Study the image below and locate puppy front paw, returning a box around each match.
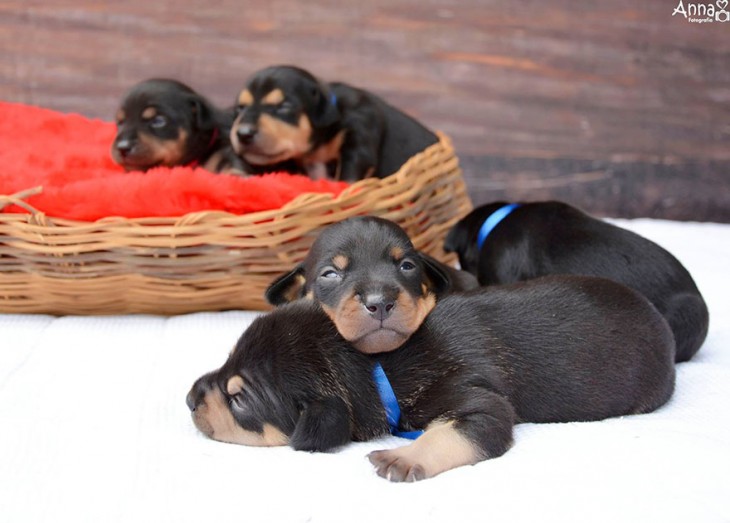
[368,448,427,482]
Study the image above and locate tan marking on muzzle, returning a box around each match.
[326,290,435,354]
[191,387,289,447]
[137,128,189,166]
[251,113,312,161]
[302,130,346,178]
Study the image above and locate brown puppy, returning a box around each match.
[230,65,439,181]
[112,78,244,173]
[188,275,676,481]
[265,216,478,354]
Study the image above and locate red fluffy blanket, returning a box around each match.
[0,101,349,221]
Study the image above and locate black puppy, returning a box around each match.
[188,275,675,482]
[444,201,709,363]
[229,65,439,181]
[265,216,478,354]
[112,78,245,173]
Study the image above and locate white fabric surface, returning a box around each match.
[1,218,729,523]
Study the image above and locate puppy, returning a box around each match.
[444,201,709,363]
[229,65,439,181]
[188,275,676,482]
[112,78,245,173]
[265,216,479,354]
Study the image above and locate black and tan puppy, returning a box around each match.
[188,275,676,482]
[112,78,244,173]
[444,201,709,363]
[265,216,478,353]
[230,65,439,181]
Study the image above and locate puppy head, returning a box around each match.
[111,78,218,171]
[230,65,339,166]
[444,202,510,273]
[186,302,346,447]
[266,217,451,354]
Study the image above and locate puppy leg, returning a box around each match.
[290,396,352,452]
[203,147,250,175]
[368,390,515,482]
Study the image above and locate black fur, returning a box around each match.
[187,300,389,451]
[230,65,439,181]
[188,275,676,481]
[112,78,244,173]
[444,201,709,363]
[265,216,478,353]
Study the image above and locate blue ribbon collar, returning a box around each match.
[372,363,423,440]
[476,203,521,250]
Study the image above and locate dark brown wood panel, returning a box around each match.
[1,0,728,221]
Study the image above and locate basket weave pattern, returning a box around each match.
[0,133,472,314]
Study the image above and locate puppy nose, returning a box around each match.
[236,124,257,144]
[364,294,396,321]
[186,390,197,412]
[115,139,133,155]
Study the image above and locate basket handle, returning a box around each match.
[0,186,44,214]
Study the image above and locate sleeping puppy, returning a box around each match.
[112,78,245,173]
[265,216,479,353]
[188,275,676,482]
[444,201,709,363]
[229,65,439,181]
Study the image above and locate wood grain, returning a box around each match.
[1,0,728,221]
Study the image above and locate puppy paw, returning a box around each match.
[368,448,427,482]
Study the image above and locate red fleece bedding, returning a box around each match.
[0,102,349,221]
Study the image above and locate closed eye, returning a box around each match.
[319,268,342,280]
[229,394,247,412]
[149,115,168,129]
[275,102,293,115]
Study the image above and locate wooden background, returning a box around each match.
[1,0,728,221]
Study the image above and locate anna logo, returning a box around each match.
[672,0,730,22]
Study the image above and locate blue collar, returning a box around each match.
[372,363,423,440]
[476,203,521,250]
[330,92,337,106]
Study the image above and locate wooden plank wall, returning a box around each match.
[1,0,728,221]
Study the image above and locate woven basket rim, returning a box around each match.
[0,132,455,228]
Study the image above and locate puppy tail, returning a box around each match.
[664,293,710,363]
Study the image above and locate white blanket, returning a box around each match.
[1,218,729,523]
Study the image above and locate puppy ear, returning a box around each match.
[310,84,340,129]
[289,396,351,452]
[443,225,460,254]
[189,96,215,131]
[265,264,307,305]
[419,253,453,297]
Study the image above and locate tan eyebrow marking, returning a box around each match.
[262,88,285,105]
[238,89,254,106]
[141,106,157,120]
[226,375,245,396]
[333,254,349,271]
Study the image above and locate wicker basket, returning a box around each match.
[0,133,472,315]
